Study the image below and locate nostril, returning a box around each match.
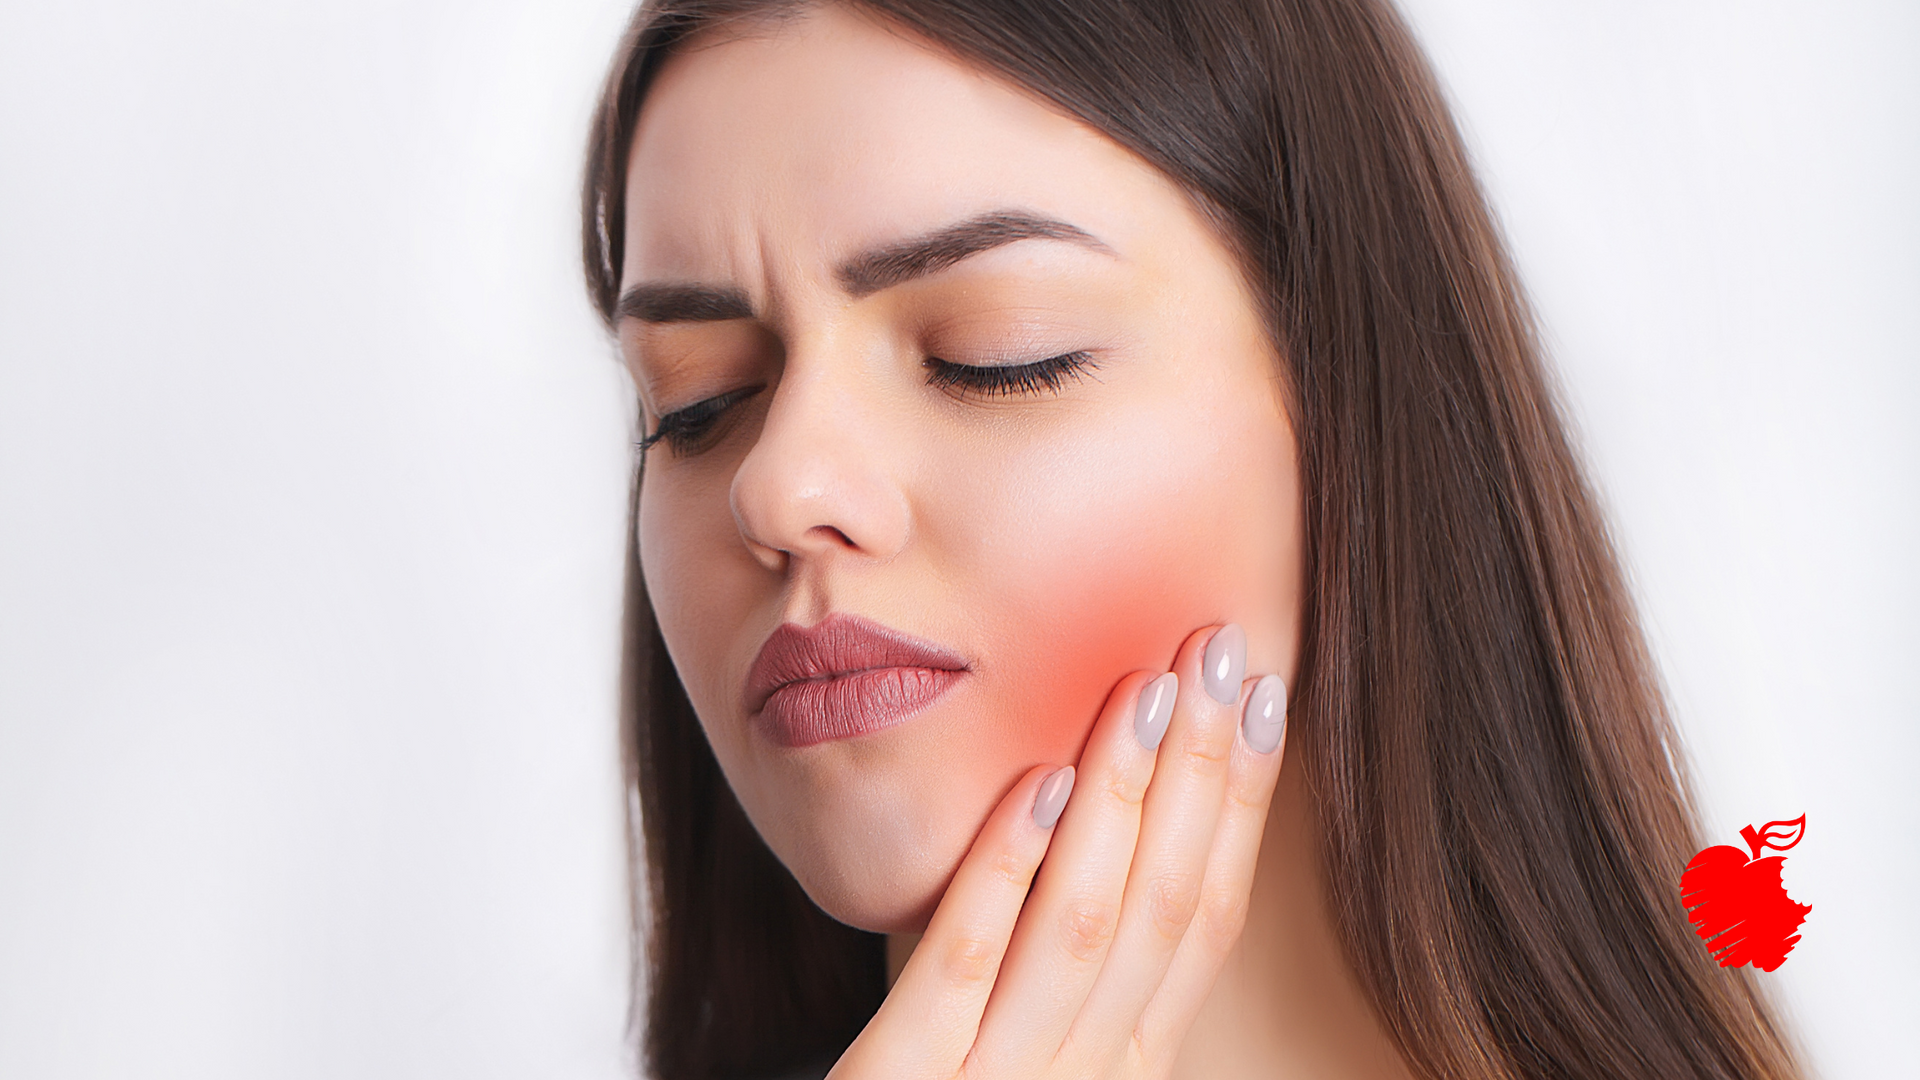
[812,525,856,549]
[740,534,791,574]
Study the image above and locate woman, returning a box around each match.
[581,1,1805,1077]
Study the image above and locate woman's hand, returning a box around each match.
[829,623,1289,1080]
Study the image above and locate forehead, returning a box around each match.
[620,4,1172,287]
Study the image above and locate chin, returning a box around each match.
[759,792,979,935]
[792,861,947,935]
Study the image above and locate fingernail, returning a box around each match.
[1134,672,1178,750]
[1202,623,1247,705]
[1033,766,1074,829]
[1242,674,1288,754]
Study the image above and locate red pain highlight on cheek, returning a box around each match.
[977,528,1235,767]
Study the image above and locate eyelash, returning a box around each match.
[638,384,763,456]
[924,350,1098,397]
[637,351,1098,457]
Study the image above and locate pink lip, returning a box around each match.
[745,614,969,747]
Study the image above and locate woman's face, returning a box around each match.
[620,3,1303,933]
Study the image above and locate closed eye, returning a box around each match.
[924,350,1099,397]
[638,351,1096,458]
[638,384,764,457]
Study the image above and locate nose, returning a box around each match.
[728,349,912,574]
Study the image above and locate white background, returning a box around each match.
[0,1,1911,1077]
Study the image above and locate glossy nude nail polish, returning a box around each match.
[1134,672,1178,750]
[1242,674,1287,754]
[1202,623,1247,705]
[1033,766,1075,829]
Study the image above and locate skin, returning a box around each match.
[619,5,1412,1076]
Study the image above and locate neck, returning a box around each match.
[1168,756,1413,1079]
[884,930,919,989]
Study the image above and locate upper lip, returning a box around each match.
[745,613,969,715]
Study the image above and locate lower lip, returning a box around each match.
[758,666,964,747]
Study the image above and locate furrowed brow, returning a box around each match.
[836,210,1114,298]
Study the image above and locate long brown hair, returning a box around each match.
[581,2,1806,1077]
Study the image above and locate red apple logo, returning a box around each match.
[1679,814,1811,971]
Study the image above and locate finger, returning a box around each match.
[831,762,1069,1079]
[1059,624,1246,1067]
[1135,673,1288,1061]
[966,668,1175,1074]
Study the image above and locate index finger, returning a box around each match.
[831,762,1071,1077]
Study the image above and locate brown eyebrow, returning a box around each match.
[835,210,1114,297]
[616,282,754,324]
[616,210,1113,324]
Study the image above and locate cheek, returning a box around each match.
[931,397,1295,767]
[994,522,1213,760]
[636,464,765,728]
